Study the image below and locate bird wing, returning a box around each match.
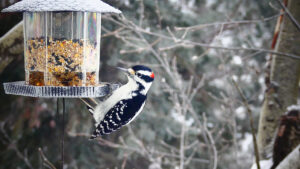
[90,94,146,139]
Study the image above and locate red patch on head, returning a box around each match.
[150,72,155,79]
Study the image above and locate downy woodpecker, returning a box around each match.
[82,65,155,139]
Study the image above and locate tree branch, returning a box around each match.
[232,79,260,169]
[38,148,57,169]
[276,0,300,32]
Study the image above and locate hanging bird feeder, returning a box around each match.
[2,0,121,168]
[2,0,121,98]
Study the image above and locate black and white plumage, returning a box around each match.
[83,65,155,139]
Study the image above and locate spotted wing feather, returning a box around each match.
[90,94,146,139]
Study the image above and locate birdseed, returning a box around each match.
[25,37,99,86]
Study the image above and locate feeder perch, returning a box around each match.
[2,0,121,98]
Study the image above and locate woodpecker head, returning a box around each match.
[117,65,155,94]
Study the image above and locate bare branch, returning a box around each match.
[38,148,57,169]
[276,0,300,32]
[232,79,260,169]
[175,13,282,31]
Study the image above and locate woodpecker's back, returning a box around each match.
[88,65,154,139]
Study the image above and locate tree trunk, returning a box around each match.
[257,0,300,159]
[0,21,23,74]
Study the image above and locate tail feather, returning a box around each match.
[89,134,97,140]
[89,129,103,140]
[86,106,94,115]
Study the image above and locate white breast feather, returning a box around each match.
[93,77,138,125]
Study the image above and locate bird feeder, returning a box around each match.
[2,1,121,168]
[2,0,121,98]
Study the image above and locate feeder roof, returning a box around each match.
[2,0,121,13]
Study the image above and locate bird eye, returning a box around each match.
[136,73,141,77]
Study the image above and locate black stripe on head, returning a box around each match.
[140,74,154,82]
[132,65,152,72]
[136,81,146,91]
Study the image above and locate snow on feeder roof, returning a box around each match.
[1,0,121,13]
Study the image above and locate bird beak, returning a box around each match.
[116,67,135,76]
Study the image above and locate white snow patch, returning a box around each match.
[207,49,218,56]
[209,78,225,88]
[242,44,248,48]
[123,0,130,6]
[240,133,252,152]
[248,60,258,67]
[187,0,195,8]
[185,118,194,127]
[181,5,195,15]
[259,94,264,102]
[213,109,222,118]
[263,31,272,40]
[207,122,214,128]
[258,77,264,85]
[287,105,300,112]
[171,111,194,127]
[232,75,238,81]
[206,0,217,7]
[235,106,246,119]
[241,74,252,83]
[191,55,198,61]
[231,55,242,65]
[220,35,233,47]
[250,159,273,169]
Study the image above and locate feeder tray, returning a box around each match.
[3,81,120,98]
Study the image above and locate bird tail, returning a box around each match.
[89,129,103,140]
[80,98,100,110]
[89,134,97,140]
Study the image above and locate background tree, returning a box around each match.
[257,0,300,160]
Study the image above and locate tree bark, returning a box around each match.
[257,0,300,159]
[0,21,23,74]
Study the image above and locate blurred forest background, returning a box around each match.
[0,0,300,169]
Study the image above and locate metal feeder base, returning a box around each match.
[3,81,119,98]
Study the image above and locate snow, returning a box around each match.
[231,55,242,65]
[171,111,194,127]
[240,133,252,152]
[232,75,238,81]
[287,105,300,112]
[191,55,198,61]
[258,77,264,85]
[2,0,121,13]
[209,78,225,88]
[250,159,273,169]
[235,106,246,119]
[206,0,217,8]
[258,94,264,102]
[220,35,233,47]
[241,74,252,83]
